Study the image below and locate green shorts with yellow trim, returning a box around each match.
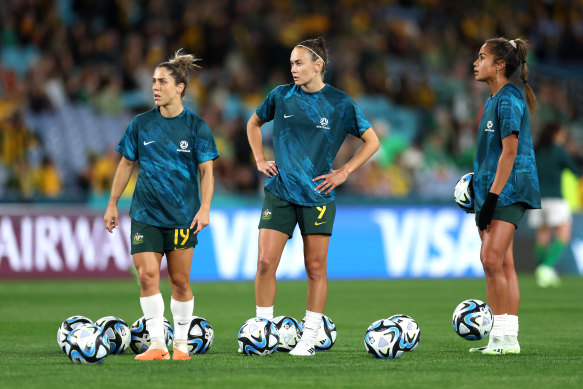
[258,189,336,238]
[475,202,526,229]
[130,219,198,254]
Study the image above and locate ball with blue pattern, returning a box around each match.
[454,172,475,213]
[237,317,279,356]
[95,316,131,354]
[187,316,214,354]
[65,324,110,364]
[388,314,421,351]
[364,320,405,359]
[272,316,301,352]
[299,314,337,351]
[452,299,493,340]
[129,316,174,354]
[57,315,93,353]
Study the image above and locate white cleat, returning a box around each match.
[289,340,315,356]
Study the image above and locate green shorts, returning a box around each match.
[258,189,336,237]
[475,203,526,229]
[130,219,198,254]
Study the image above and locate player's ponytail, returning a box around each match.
[157,49,201,98]
[485,37,537,114]
[296,37,329,78]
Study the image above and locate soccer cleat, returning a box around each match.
[469,346,503,355]
[172,348,191,360]
[134,348,170,361]
[502,342,521,355]
[535,265,561,288]
[289,340,315,356]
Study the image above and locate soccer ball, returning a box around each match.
[299,314,337,351]
[237,317,279,356]
[452,299,493,340]
[65,324,110,364]
[364,320,405,359]
[129,316,174,354]
[272,316,301,352]
[186,316,214,354]
[57,315,93,353]
[95,316,131,354]
[454,172,475,213]
[388,314,421,351]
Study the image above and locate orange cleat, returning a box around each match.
[172,348,191,361]
[134,348,170,361]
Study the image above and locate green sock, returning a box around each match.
[535,243,548,266]
[544,240,567,267]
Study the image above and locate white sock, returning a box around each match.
[505,315,519,345]
[171,296,194,345]
[300,310,322,346]
[140,293,166,349]
[256,305,274,320]
[487,314,507,348]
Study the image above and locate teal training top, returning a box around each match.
[473,83,541,211]
[256,83,371,206]
[116,107,219,228]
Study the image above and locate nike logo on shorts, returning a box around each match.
[315,221,327,226]
[284,114,294,118]
[144,141,155,145]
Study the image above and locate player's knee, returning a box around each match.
[256,254,277,275]
[169,278,191,298]
[137,266,158,287]
[305,259,326,281]
[480,251,503,275]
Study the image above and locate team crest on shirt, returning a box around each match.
[261,209,272,220]
[484,121,494,132]
[132,233,144,245]
[317,117,330,130]
[177,140,191,153]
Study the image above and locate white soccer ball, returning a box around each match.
[452,299,493,340]
[299,314,337,351]
[65,324,110,364]
[237,317,279,356]
[454,172,475,213]
[129,316,174,354]
[186,316,214,354]
[95,316,131,354]
[388,314,421,351]
[57,315,93,353]
[272,316,301,352]
[364,320,405,359]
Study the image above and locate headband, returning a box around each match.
[509,40,517,49]
[296,45,326,66]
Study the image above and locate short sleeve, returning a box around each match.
[498,94,523,139]
[256,86,283,122]
[116,119,138,161]
[342,99,372,138]
[195,119,219,164]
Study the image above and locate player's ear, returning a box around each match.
[177,83,185,95]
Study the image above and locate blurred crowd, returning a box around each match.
[1,0,582,204]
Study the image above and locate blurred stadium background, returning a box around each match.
[1,0,582,280]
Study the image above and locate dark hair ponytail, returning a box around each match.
[296,37,328,77]
[157,49,201,98]
[485,37,537,114]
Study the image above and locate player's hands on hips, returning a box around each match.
[313,169,350,194]
[478,192,499,231]
[104,205,119,233]
[256,160,278,177]
[191,205,210,234]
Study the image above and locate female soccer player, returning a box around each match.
[104,50,218,361]
[471,38,541,355]
[528,123,581,287]
[247,37,380,356]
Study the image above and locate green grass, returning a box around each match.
[1,277,582,389]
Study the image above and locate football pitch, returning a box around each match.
[1,276,582,389]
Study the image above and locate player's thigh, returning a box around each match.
[132,251,163,277]
[302,234,331,266]
[258,228,290,267]
[258,189,297,237]
[297,201,336,236]
[480,219,516,263]
[165,247,194,284]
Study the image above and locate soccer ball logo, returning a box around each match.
[65,324,110,364]
[452,299,493,340]
[237,317,279,356]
